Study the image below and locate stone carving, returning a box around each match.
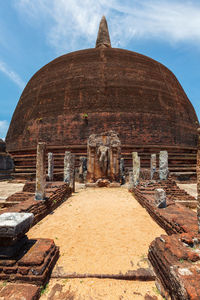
[159,151,169,180]
[197,128,200,232]
[79,156,87,183]
[155,188,167,208]
[87,131,121,183]
[48,152,54,181]
[64,151,75,190]
[132,152,140,186]
[151,154,156,180]
[35,142,46,200]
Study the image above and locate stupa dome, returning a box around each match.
[6,17,198,152]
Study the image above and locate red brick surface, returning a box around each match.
[0,283,40,300]
[6,48,198,151]
[149,233,200,300]
[0,238,59,286]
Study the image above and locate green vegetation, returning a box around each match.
[40,283,49,295]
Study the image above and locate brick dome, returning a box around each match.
[6,46,198,151]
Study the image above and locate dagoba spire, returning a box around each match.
[95,16,111,48]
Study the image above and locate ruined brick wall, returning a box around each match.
[0,139,14,179]
[6,48,198,152]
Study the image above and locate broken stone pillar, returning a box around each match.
[35,142,46,200]
[150,154,156,180]
[197,128,200,232]
[120,158,125,184]
[0,212,34,258]
[155,188,167,208]
[159,151,168,180]
[132,152,140,186]
[64,151,75,190]
[48,152,54,181]
[79,156,87,183]
[128,171,134,190]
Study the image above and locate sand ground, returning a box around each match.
[28,187,165,299]
[28,188,165,274]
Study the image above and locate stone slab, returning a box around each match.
[0,213,34,238]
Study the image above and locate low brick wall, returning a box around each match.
[133,187,198,235]
[134,179,200,298]
[149,233,200,300]
[0,182,72,226]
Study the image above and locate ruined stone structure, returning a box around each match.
[0,139,13,180]
[47,152,54,181]
[79,156,87,183]
[64,151,75,190]
[150,154,156,180]
[159,151,168,180]
[5,17,199,179]
[87,131,121,183]
[132,152,140,186]
[35,142,46,200]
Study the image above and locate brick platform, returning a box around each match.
[0,238,59,286]
[149,233,200,299]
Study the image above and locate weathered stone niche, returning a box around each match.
[87,131,121,183]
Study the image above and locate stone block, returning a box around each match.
[0,212,34,238]
[154,189,166,208]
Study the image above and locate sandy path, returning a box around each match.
[40,278,163,300]
[28,188,165,274]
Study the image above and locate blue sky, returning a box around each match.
[0,0,200,139]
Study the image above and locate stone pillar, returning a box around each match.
[64,151,75,190]
[132,152,140,186]
[79,156,87,183]
[159,151,168,180]
[35,142,46,200]
[120,158,125,185]
[197,128,200,232]
[155,188,166,208]
[48,152,54,181]
[128,171,134,190]
[150,154,156,180]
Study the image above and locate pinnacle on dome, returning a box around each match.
[95,16,111,48]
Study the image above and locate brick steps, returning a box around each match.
[9,145,197,179]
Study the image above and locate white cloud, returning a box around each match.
[14,0,200,53]
[0,120,9,140]
[0,61,25,89]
